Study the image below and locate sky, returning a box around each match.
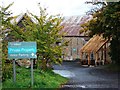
[0,0,95,16]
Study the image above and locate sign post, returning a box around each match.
[31,59,34,86]
[8,42,37,86]
[13,59,16,83]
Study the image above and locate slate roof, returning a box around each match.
[60,15,92,36]
[10,13,37,25]
[10,13,92,36]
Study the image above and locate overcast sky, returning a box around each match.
[0,0,94,16]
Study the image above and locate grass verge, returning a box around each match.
[2,67,68,89]
[104,63,120,72]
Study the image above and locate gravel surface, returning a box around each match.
[53,61,120,90]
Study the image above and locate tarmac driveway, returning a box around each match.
[53,61,120,90]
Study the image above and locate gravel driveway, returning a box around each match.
[53,61,120,90]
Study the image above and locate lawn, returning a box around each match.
[2,67,68,89]
[104,63,120,72]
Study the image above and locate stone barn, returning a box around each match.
[60,15,92,61]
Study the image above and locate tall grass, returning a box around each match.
[2,67,68,89]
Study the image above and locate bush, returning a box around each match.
[2,63,13,81]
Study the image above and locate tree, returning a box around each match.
[82,1,120,64]
[9,4,64,70]
[0,3,13,81]
[0,3,13,38]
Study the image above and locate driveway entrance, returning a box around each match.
[53,61,120,89]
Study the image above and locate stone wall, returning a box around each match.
[62,37,85,60]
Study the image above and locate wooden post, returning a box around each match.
[80,52,83,65]
[101,48,103,60]
[88,53,90,66]
[98,52,99,65]
[80,52,83,60]
[104,44,107,64]
[100,50,102,62]
[95,52,98,66]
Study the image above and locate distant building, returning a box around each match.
[60,15,92,60]
[4,13,36,41]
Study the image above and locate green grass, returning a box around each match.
[104,63,120,72]
[2,67,68,89]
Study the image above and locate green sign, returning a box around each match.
[8,42,37,59]
[73,48,77,52]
